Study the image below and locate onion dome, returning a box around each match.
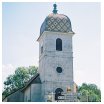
[40,4,73,35]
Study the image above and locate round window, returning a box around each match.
[56,67,62,73]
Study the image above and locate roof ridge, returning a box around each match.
[21,73,41,91]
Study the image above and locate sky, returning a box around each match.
[2,2,101,88]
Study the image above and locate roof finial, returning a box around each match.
[53,3,58,14]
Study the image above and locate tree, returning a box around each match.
[78,83,101,102]
[28,66,38,77]
[2,66,38,97]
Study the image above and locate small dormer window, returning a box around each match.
[56,38,62,51]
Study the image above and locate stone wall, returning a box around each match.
[38,31,75,101]
[31,84,42,102]
[24,83,42,102]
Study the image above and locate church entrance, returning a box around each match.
[55,88,64,101]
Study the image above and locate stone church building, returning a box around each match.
[3,4,77,102]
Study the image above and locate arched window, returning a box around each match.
[56,38,62,51]
[55,88,63,94]
[41,46,43,54]
[55,88,63,100]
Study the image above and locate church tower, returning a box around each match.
[37,4,77,102]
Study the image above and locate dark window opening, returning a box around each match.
[56,67,62,73]
[55,88,63,100]
[56,38,62,51]
[41,46,43,54]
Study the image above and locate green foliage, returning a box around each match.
[78,83,101,102]
[2,66,38,97]
[2,66,101,102]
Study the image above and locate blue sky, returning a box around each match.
[2,2,101,88]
